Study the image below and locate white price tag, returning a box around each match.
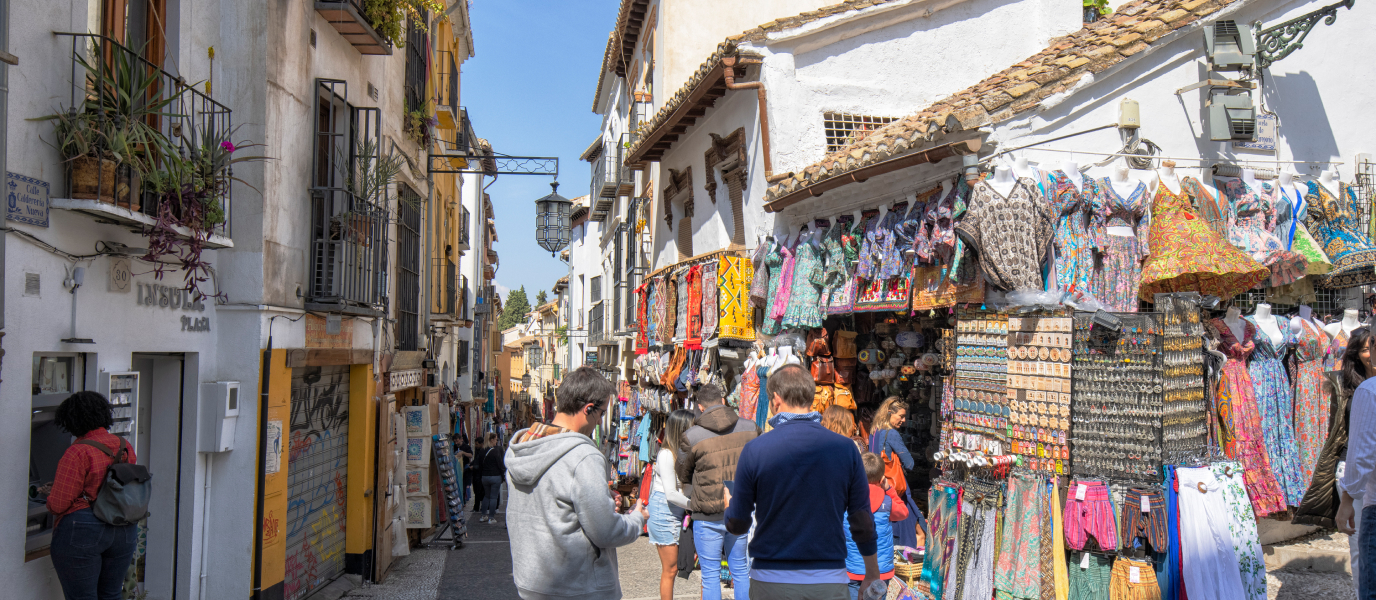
[1129,566,1141,584]
[1076,484,1087,501]
[1080,552,1091,570]
[1141,495,1151,513]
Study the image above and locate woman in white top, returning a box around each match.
[1337,328,1376,599]
[648,409,695,600]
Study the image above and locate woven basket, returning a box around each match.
[894,559,922,588]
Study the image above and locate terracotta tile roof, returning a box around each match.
[591,31,617,112]
[592,0,653,111]
[580,136,603,162]
[622,42,746,164]
[763,0,1240,203]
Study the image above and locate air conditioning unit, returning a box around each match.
[1208,91,1256,141]
[199,382,241,453]
[1203,20,1256,70]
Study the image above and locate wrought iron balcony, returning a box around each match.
[431,106,476,172]
[435,51,461,129]
[314,0,392,55]
[456,205,471,251]
[49,33,234,247]
[590,134,633,210]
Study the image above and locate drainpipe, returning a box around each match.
[721,56,775,181]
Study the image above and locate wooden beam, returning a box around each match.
[624,62,728,165]
[764,138,982,213]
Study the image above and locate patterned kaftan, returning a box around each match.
[1245,316,1306,506]
[1043,171,1102,294]
[1306,181,1376,289]
[1220,179,1307,286]
[1092,178,1150,312]
[1292,319,1331,489]
[1139,178,1269,301]
[1209,318,1287,516]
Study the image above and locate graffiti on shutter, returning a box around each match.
[285,366,350,600]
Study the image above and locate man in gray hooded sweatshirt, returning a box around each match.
[506,367,647,600]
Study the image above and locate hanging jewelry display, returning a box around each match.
[951,310,1009,458]
[1158,294,1210,459]
[1070,311,1163,484]
[1006,314,1074,474]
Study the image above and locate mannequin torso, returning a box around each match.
[1011,156,1038,181]
[989,165,1017,199]
[1155,162,1181,195]
[1224,306,1246,344]
[1324,309,1361,338]
[1251,303,1284,346]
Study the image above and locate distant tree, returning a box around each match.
[499,286,530,330]
[535,289,548,305]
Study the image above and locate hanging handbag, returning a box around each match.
[832,382,856,410]
[811,355,836,384]
[812,385,834,413]
[869,429,908,495]
[834,357,859,386]
[806,327,831,357]
[834,330,858,359]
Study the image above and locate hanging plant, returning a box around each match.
[141,127,267,300]
[360,0,445,48]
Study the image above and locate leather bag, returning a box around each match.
[806,327,832,357]
[869,429,908,495]
[834,331,858,358]
[811,355,836,384]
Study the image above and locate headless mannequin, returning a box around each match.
[940,178,953,198]
[1284,169,1308,215]
[1223,306,1247,344]
[1325,308,1361,338]
[1011,155,1038,181]
[1155,161,1182,195]
[989,164,1017,198]
[1291,305,1313,336]
[1252,303,1284,345]
[1318,169,1339,193]
[1061,160,1084,189]
[1107,163,1139,238]
[1241,168,1259,189]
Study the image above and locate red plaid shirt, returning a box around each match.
[46,428,135,524]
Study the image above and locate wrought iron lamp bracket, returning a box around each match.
[1253,0,1355,69]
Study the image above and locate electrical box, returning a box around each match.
[1208,91,1257,141]
[1118,99,1141,129]
[98,371,140,440]
[1204,20,1256,70]
[199,382,240,453]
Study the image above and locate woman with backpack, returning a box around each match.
[44,391,141,600]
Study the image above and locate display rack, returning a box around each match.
[1070,311,1163,484]
[98,371,139,439]
[424,434,466,549]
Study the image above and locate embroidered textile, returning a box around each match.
[912,266,986,311]
[1219,179,1307,286]
[686,266,703,349]
[1307,181,1376,289]
[717,256,755,341]
[994,472,1042,600]
[1139,178,1269,301]
[701,261,719,342]
[749,244,770,306]
[1043,170,1102,293]
[956,178,1054,292]
[673,271,688,342]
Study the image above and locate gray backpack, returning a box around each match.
[78,439,151,526]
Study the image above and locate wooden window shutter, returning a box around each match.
[725,169,746,250]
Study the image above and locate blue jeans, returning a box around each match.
[1361,504,1376,600]
[49,509,138,600]
[693,519,749,600]
[481,476,503,518]
[461,472,473,505]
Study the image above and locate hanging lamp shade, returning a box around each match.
[534,182,572,255]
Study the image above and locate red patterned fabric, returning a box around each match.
[47,428,135,525]
[686,265,703,349]
[1139,178,1269,301]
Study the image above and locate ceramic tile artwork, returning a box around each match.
[405,466,428,495]
[403,405,430,436]
[405,496,431,529]
[405,437,430,465]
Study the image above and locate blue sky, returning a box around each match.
[463,0,618,304]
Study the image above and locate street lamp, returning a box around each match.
[521,371,531,390]
[534,182,572,256]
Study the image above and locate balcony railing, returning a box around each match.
[589,302,605,345]
[456,205,471,251]
[51,33,234,244]
[431,106,476,173]
[432,258,457,319]
[591,134,633,213]
[435,51,460,129]
[315,0,392,55]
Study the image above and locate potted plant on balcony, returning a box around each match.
[44,109,118,203]
[334,138,402,246]
[360,0,444,47]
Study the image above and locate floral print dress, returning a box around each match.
[1139,178,1270,301]
[1306,181,1376,289]
[1292,318,1332,489]
[758,244,786,335]
[1272,184,1332,274]
[1043,171,1102,294]
[1245,316,1306,506]
[1325,328,1350,372]
[1211,461,1268,600]
[1208,318,1287,516]
[782,241,825,329]
[1220,179,1307,286]
[1092,178,1150,312]
[855,209,915,312]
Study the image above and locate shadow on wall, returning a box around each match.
[1264,70,1341,165]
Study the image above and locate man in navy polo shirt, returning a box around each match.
[725,363,879,600]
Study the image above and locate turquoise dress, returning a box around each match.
[782,241,825,329]
[1306,181,1376,289]
[1245,317,1305,506]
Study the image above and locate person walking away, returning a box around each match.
[480,432,506,523]
[506,367,647,600]
[845,453,909,599]
[1336,328,1376,599]
[725,364,880,599]
[650,410,696,600]
[470,435,487,512]
[678,383,760,600]
[44,391,140,600]
[823,406,864,454]
[457,434,475,508]
[870,397,926,549]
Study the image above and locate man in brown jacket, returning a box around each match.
[678,383,758,600]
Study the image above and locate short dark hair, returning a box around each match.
[862,452,884,484]
[54,391,113,437]
[694,383,724,406]
[555,366,615,415]
[767,364,815,410]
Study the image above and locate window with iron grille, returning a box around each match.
[404,19,428,117]
[823,112,897,153]
[396,188,422,350]
[612,230,623,332]
[458,340,470,374]
[589,276,603,343]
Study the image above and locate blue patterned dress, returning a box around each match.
[1042,171,1102,294]
[782,241,825,329]
[1306,181,1376,289]
[1245,317,1306,506]
[758,244,785,335]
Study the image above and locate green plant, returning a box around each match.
[41,110,107,161]
[347,138,404,206]
[1083,0,1111,16]
[360,0,445,48]
[402,104,435,147]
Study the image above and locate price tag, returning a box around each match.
[1080,552,1091,570]
[1129,566,1141,584]
[1076,484,1087,501]
[1141,495,1151,513]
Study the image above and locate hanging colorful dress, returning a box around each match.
[782,241,826,329]
[758,243,786,335]
[855,209,915,312]
[1272,183,1332,274]
[1139,178,1270,301]
[1325,327,1350,372]
[1292,318,1332,490]
[748,244,771,307]
[1043,171,1102,294]
[956,178,1055,292]
[820,218,859,314]
[1092,178,1150,312]
[1208,318,1287,516]
[1219,179,1308,286]
[1306,181,1376,289]
[1245,316,1306,506]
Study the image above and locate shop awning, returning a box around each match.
[763,138,981,213]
